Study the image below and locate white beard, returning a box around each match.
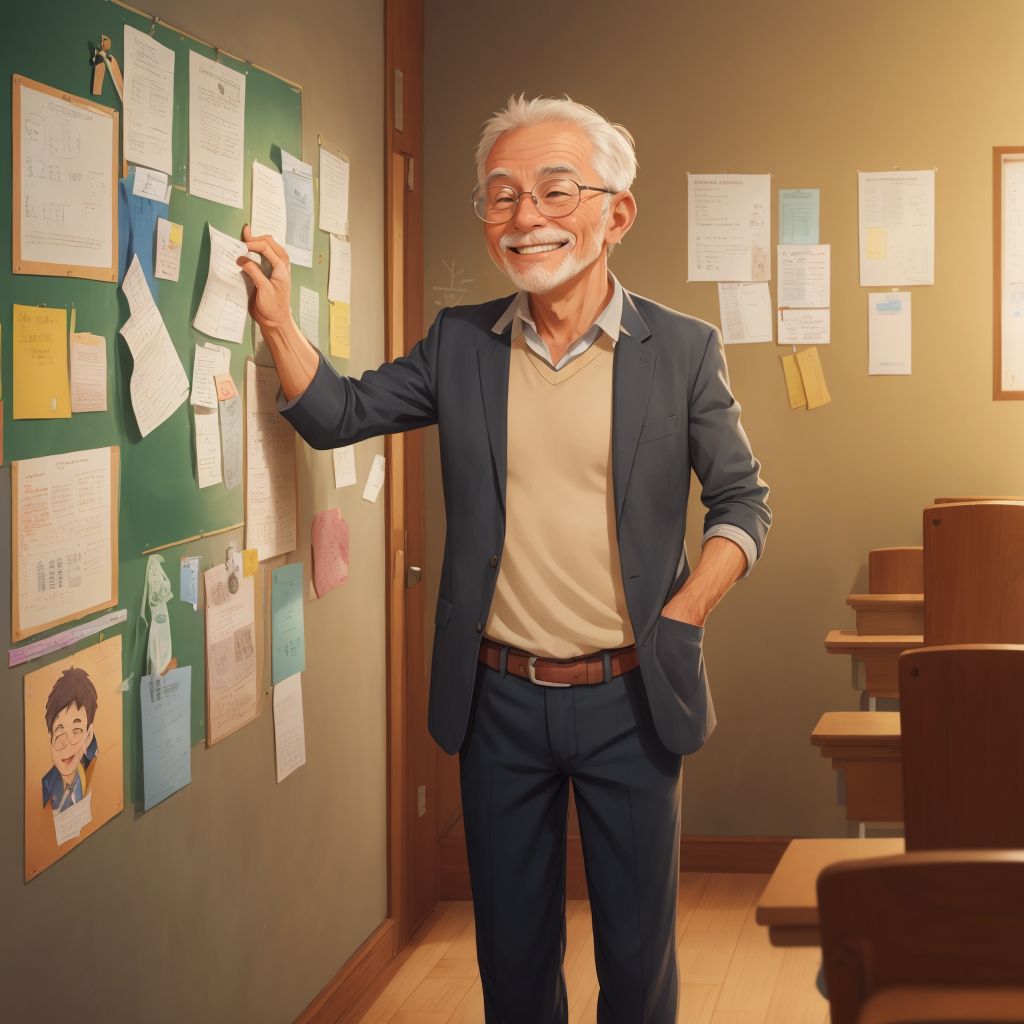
[492,207,609,294]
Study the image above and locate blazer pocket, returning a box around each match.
[638,413,680,444]
[435,597,454,628]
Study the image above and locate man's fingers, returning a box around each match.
[243,234,286,272]
[238,258,272,295]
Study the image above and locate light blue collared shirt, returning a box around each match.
[491,275,759,578]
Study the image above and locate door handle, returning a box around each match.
[406,564,422,588]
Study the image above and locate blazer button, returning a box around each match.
[488,555,498,567]
[475,621,484,633]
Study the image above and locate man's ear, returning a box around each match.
[605,190,637,247]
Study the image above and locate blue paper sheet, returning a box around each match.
[779,188,820,245]
[271,562,306,684]
[140,667,192,811]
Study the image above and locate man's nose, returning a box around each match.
[510,191,545,231]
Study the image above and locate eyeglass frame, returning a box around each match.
[471,177,619,224]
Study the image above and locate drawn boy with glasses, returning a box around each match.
[41,667,99,818]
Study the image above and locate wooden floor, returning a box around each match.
[353,873,830,1023]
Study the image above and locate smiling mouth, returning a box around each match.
[508,241,569,255]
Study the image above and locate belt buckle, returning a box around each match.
[527,655,570,688]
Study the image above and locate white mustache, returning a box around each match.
[500,232,574,250]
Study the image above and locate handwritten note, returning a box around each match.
[319,147,350,235]
[312,508,350,598]
[70,332,107,413]
[13,305,70,420]
[155,218,183,282]
[273,674,306,782]
[330,301,351,358]
[362,453,385,502]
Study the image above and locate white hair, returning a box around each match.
[475,94,637,191]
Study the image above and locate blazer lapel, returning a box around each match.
[478,325,512,512]
[612,293,655,527]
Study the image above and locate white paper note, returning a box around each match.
[250,160,288,247]
[120,255,190,437]
[333,446,357,488]
[687,173,771,282]
[281,149,314,267]
[859,170,935,286]
[273,673,307,782]
[299,287,320,347]
[777,308,831,346]
[362,453,385,502]
[319,147,350,235]
[70,333,108,413]
[1000,157,1024,390]
[123,26,175,174]
[188,51,245,208]
[17,79,114,271]
[195,406,223,488]
[53,792,93,846]
[868,292,912,375]
[204,563,259,744]
[219,391,243,491]
[14,447,115,639]
[245,362,297,560]
[132,167,171,203]
[193,223,256,343]
[328,236,352,303]
[190,342,231,409]
[155,218,182,281]
[717,283,773,344]
[778,244,830,309]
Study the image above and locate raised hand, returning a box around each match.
[238,225,294,332]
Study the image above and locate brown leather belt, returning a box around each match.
[479,637,639,686]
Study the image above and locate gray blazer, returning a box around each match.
[280,289,771,756]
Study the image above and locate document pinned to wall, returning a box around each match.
[330,301,351,358]
[250,160,287,248]
[217,376,243,491]
[319,147,350,235]
[188,51,245,208]
[180,556,199,610]
[281,149,314,267]
[120,255,190,436]
[1000,156,1024,391]
[778,188,820,245]
[140,667,191,811]
[70,332,108,413]
[271,562,305,684]
[132,168,172,203]
[195,404,222,489]
[780,353,807,409]
[190,342,231,409]
[123,27,174,174]
[795,347,832,410]
[246,361,297,560]
[273,673,306,783]
[868,291,912,375]
[777,309,830,346]
[12,446,118,641]
[311,508,350,598]
[194,224,256,343]
[328,236,352,303]
[717,283,773,344]
[299,287,320,348]
[778,245,830,308]
[155,218,183,281]
[14,76,117,280]
[333,445,357,488]
[362,453,385,503]
[858,170,935,286]
[12,305,71,419]
[687,173,770,282]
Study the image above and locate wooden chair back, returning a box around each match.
[868,547,923,595]
[899,645,1024,850]
[934,495,1024,503]
[923,502,1024,643]
[818,850,1024,1024]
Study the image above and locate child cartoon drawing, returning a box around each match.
[41,667,99,815]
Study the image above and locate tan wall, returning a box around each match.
[0,3,386,1022]
[423,0,1024,839]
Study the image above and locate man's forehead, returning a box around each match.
[484,122,594,180]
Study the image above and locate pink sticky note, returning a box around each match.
[311,508,350,598]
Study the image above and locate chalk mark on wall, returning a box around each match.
[434,259,474,307]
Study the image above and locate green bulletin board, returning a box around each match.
[1,0,332,801]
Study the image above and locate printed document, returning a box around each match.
[70,332,107,413]
[717,283,773,344]
[250,160,287,248]
[868,292,912,375]
[778,245,830,308]
[687,173,770,282]
[123,26,174,174]
[778,309,830,346]
[319,147,350,235]
[858,170,934,286]
[281,149,314,267]
[188,52,245,208]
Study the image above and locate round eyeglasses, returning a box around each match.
[471,177,617,224]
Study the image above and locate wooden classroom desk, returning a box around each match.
[755,837,905,947]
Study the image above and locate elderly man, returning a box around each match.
[241,95,770,1024]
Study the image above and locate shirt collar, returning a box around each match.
[490,273,629,342]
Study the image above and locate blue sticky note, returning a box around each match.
[180,557,199,610]
[271,563,306,684]
[140,667,192,811]
[779,188,820,245]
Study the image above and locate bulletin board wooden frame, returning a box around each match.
[11,446,120,642]
[11,74,119,282]
[994,146,1024,400]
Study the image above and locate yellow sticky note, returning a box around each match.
[795,346,832,410]
[330,301,351,359]
[780,353,807,409]
[866,227,887,260]
[12,305,71,420]
[169,222,183,246]
[243,549,258,577]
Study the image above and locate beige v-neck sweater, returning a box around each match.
[484,333,635,658]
